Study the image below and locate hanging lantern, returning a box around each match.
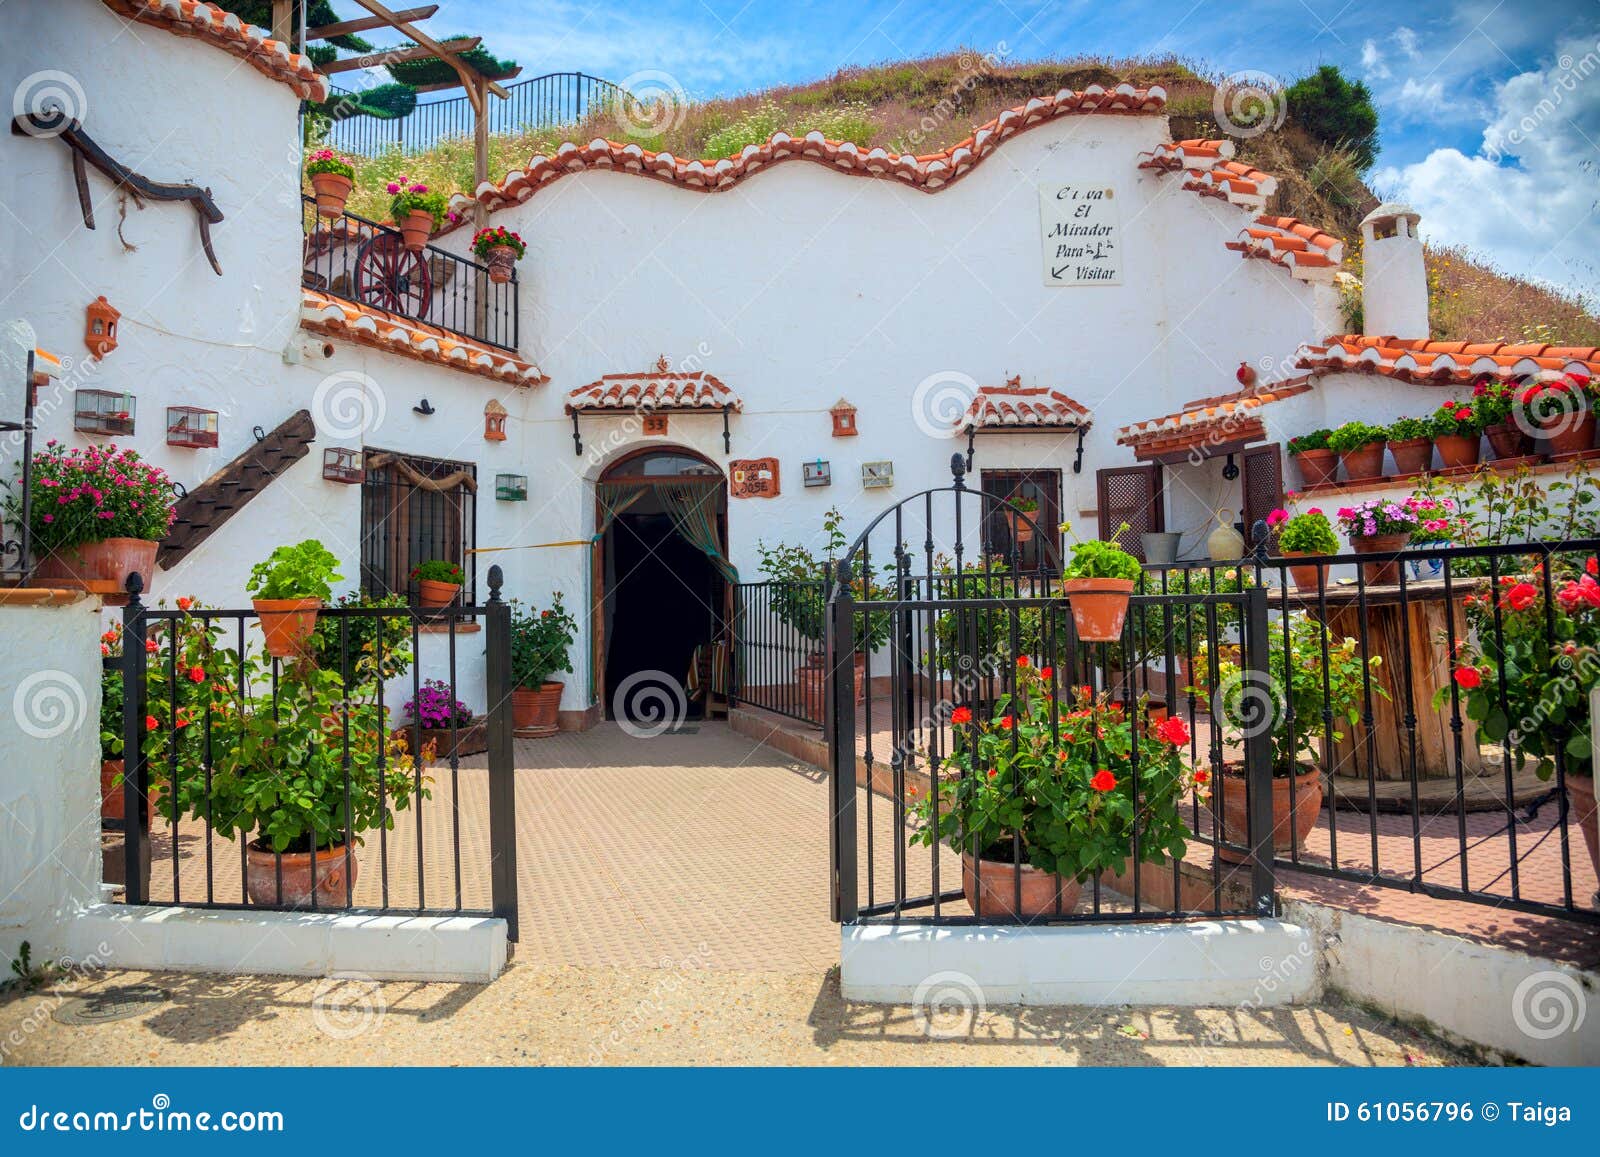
[484,398,508,442]
[829,397,857,437]
[85,296,121,358]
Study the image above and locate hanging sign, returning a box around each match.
[1039,184,1120,286]
[729,457,779,498]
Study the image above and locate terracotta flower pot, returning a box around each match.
[1339,442,1385,482]
[33,537,158,593]
[1291,448,1336,488]
[310,171,352,218]
[795,652,865,716]
[397,717,488,759]
[252,597,322,659]
[1213,765,1323,864]
[1280,550,1328,592]
[1063,577,1135,643]
[485,244,517,284]
[1566,774,1599,897]
[417,578,461,608]
[1485,419,1532,460]
[961,854,1082,918]
[398,208,434,252]
[1004,509,1035,545]
[1542,410,1597,456]
[1351,533,1410,585]
[1433,433,1480,469]
[245,839,357,909]
[512,681,563,737]
[1387,436,1433,476]
[100,758,124,822]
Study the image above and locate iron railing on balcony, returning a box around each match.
[301,195,518,351]
[322,72,624,157]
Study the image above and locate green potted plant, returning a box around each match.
[471,225,526,285]
[388,176,447,252]
[1061,525,1142,642]
[1473,378,1532,460]
[1439,555,1600,885]
[1002,494,1038,545]
[1385,415,1434,476]
[1269,506,1338,590]
[305,148,356,218]
[1202,614,1384,860]
[1521,374,1599,457]
[910,674,1199,916]
[509,592,577,737]
[1429,398,1484,469]
[310,591,413,686]
[399,678,486,758]
[1327,420,1388,482]
[246,540,343,659]
[410,558,465,608]
[1402,494,1460,580]
[1287,428,1337,487]
[9,442,175,593]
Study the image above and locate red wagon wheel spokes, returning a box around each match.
[354,234,434,320]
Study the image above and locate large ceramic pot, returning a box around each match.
[485,244,517,285]
[1293,448,1338,488]
[1213,765,1323,864]
[417,579,461,608]
[1434,433,1481,469]
[310,171,352,218]
[512,681,563,737]
[398,717,488,759]
[1542,410,1597,457]
[33,537,158,593]
[100,758,124,823]
[1003,509,1036,545]
[1485,419,1532,460]
[245,840,357,908]
[1280,550,1328,591]
[398,208,434,252]
[1351,533,1410,585]
[1063,577,1135,643]
[961,854,1082,918]
[252,597,321,660]
[1339,442,1385,482]
[1387,437,1433,476]
[1566,774,1599,897]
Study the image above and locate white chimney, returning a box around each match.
[1360,203,1428,339]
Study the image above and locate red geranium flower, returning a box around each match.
[145,714,159,731]
[951,706,973,724]
[1588,557,1598,577]
[145,638,158,654]
[1040,666,1053,680]
[1090,769,1116,792]
[1016,655,1029,668]
[997,716,1014,730]
[1194,768,1210,785]
[1453,667,1482,689]
[187,665,205,683]
[1507,582,1538,611]
[1154,716,1190,746]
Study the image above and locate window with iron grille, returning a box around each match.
[980,468,1063,572]
[360,451,477,601]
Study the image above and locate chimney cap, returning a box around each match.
[1362,202,1421,228]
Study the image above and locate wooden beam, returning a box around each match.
[319,37,479,74]
[346,0,510,100]
[306,5,438,39]
[270,0,292,42]
[411,66,520,94]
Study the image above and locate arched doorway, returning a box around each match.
[594,448,733,722]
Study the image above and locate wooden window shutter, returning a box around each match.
[1095,464,1164,561]
[1240,443,1284,551]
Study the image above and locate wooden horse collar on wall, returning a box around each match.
[11,112,226,275]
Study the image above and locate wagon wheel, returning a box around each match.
[354,233,433,318]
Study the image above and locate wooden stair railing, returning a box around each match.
[159,410,316,568]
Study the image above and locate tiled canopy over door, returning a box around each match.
[1240,443,1285,551]
[1096,464,1164,561]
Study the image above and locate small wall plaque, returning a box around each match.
[802,459,831,487]
[642,413,669,436]
[730,457,779,498]
[861,460,893,489]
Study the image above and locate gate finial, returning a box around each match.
[950,452,966,488]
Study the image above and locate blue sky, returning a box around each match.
[377,0,1600,301]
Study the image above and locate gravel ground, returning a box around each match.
[1,963,1467,1067]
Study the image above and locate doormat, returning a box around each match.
[53,984,169,1025]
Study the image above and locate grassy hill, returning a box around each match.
[321,52,1599,345]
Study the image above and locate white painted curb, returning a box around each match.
[841,919,1316,1006]
[65,904,507,983]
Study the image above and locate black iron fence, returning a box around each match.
[301,195,518,351]
[114,567,518,940]
[324,72,624,157]
[731,580,830,724]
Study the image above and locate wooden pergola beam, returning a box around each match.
[306,4,438,39]
[411,66,521,94]
[319,36,479,74]
[345,0,510,105]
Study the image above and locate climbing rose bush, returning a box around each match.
[11,441,175,553]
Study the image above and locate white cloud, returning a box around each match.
[1396,26,1420,60]
[1362,39,1390,80]
[1398,77,1446,114]
[1373,36,1600,304]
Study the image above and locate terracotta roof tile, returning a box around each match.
[102,0,329,100]
[439,84,1168,227]
[566,368,740,413]
[1293,334,1600,384]
[1115,377,1313,455]
[299,288,546,385]
[961,382,1092,430]
[1225,215,1342,282]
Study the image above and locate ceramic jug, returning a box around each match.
[1207,508,1244,561]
